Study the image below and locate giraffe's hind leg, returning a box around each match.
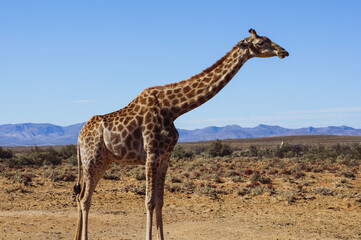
[75,149,112,240]
[75,190,84,240]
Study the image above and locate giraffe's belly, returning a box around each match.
[103,127,146,165]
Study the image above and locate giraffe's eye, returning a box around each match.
[257,41,264,46]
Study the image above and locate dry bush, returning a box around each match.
[312,187,336,196]
[135,171,146,181]
[338,169,356,179]
[167,175,182,183]
[103,172,120,180]
[124,183,146,195]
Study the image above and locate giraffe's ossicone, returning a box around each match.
[74,29,289,240]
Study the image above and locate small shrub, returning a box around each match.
[275,143,308,158]
[292,171,305,179]
[206,140,232,157]
[236,186,249,196]
[230,175,242,183]
[190,171,201,179]
[249,172,261,182]
[312,187,336,196]
[182,181,196,192]
[281,169,291,175]
[259,176,272,184]
[244,169,254,175]
[194,183,219,199]
[11,154,34,166]
[290,166,306,179]
[284,192,296,203]
[166,184,181,193]
[226,170,240,177]
[304,145,336,161]
[312,167,323,173]
[12,172,32,185]
[61,170,76,182]
[168,175,182,183]
[249,185,267,196]
[338,178,348,184]
[249,145,258,157]
[211,174,223,183]
[0,147,14,159]
[135,172,146,181]
[126,183,146,195]
[103,172,120,180]
[338,169,356,179]
[68,155,78,166]
[171,146,194,160]
[41,148,62,165]
[59,145,77,159]
[45,169,64,182]
[268,169,279,175]
[11,148,61,166]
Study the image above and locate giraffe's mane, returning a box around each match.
[147,45,239,90]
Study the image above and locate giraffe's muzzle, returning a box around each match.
[277,50,289,59]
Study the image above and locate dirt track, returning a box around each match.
[1,177,361,240]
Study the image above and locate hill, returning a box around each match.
[178,124,361,142]
[0,123,361,146]
[0,123,84,146]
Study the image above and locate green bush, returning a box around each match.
[12,171,33,185]
[9,147,61,166]
[0,147,13,159]
[10,154,34,166]
[206,140,232,157]
[248,145,258,157]
[59,145,77,159]
[304,145,335,161]
[171,146,194,160]
[274,143,308,158]
[190,145,207,156]
[68,155,78,166]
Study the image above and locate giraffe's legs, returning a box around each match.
[75,151,112,240]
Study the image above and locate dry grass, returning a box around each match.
[1,135,361,239]
[1,135,360,202]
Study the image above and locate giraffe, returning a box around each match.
[74,29,289,240]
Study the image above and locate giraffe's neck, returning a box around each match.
[156,45,250,120]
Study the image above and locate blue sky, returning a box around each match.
[1,1,361,129]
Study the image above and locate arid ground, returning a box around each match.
[1,136,361,239]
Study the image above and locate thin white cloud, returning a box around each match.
[74,99,95,104]
[276,107,361,115]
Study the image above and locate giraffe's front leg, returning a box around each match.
[145,152,160,240]
[155,155,169,240]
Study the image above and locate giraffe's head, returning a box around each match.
[238,29,289,59]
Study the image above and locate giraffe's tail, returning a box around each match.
[73,144,82,200]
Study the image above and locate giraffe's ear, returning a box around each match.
[238,41,249,50]
[249,29,257,37]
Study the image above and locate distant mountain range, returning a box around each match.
[178,124,361,142]
[0,123,84,146]
[0,123,361,146]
